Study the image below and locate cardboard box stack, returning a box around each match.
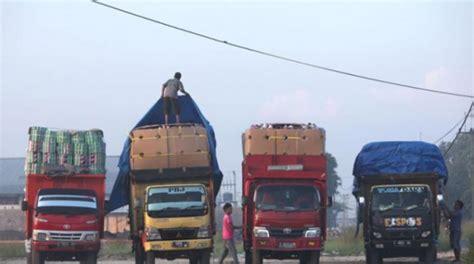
[25,127,106,175]
[242,123,325,156]
[130,124,210,170]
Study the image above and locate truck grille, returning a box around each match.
[268,228,304,238]
[159,228,198,240]
[384,230,418,239]
[49,232,83,241]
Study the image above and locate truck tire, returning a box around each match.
[145,251,155,264]
[421,246,435,264]
[252,249,263,264]
[299,251,320,264]
[31,249,44,264]
[245,250,252,264]
[366,249,382,264]
[199,249,211,264]
[134,241,145,264]
[80,252,98,264]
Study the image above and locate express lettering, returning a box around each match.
[384,217,422,227]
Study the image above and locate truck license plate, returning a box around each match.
[172,242,189,248]
[279,242,296,249]
[394,240,411,247]
[58,242,73,248]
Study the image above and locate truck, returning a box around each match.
[352,141,448,264]
[22,128,106,264]
[106,96,222,264]
[241,123,329,264]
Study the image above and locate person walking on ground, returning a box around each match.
[161,72,189,124]
[442,200,464,263]
[218,203,240,264]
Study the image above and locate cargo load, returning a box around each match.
[107,95,222,212]
[25,127,106,175]
[352,141,448,192]
[242,123,325,156]
[130,124,210,170]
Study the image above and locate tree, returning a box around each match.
[326,153,344,227]
[439,130,474,219]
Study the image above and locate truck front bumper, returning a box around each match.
[32,240,100,252]
[144,238,212,252]
[369,239,433,257]
[253,237,322,251]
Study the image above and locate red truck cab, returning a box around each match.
[23,174,105,264]
[241,124,329,264]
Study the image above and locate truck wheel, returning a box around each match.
[134,242,145,264]
[252,249,263,264]
[421,246,435,264]
[31,249,44,264]
[366,249,382,264]
[80,252,98,264]
[245,250,252,264]
[199,249,211,264]
[145,251,155,264]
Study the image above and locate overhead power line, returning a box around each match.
[444,102,474,155]
[433,115,466,145]
[92,0,474,99]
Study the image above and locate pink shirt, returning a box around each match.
[222,214,233,240]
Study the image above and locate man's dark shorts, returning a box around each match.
[450,230,461,250]
[163,97,180,115]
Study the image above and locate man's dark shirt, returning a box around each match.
[450,210,463,232]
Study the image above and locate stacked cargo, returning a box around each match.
[130,124,210,170]
[242,123,325,156]
[25,127,106,175]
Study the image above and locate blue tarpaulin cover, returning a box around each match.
[106,95,223,212]
[352,141,448,192]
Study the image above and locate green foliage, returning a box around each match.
[439,132,474,219]
[326,153,343,227]
[324,227,364,256]
[0,242,24,259]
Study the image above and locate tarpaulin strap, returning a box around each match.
[131,152,209,158]
[268,136,302,140]
[130,135,207,141]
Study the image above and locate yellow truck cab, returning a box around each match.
[142,181,214,263]
[128,124,217,264]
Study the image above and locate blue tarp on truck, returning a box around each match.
[106,95,223,212]
[352,141,448,192]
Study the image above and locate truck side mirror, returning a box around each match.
[21,200,28,211]
[327,196,333,207]
[241,196,249,206]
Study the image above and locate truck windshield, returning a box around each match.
[147,186,208,218]
[371,185,431,212]
[37,194,98,215]
[255,185,320,212]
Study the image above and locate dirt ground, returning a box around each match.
[1,253,459,264]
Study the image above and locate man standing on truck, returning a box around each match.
[161,72,189,124]
[442,200,464,263]
[218,203,240,264]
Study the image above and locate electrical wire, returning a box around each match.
[444,102,474,155]
[433,116,466,145]
[92,0,474,99]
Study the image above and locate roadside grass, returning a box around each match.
[212,233,244,257]
[463,221,474,263]
[0,241,25,259]
[324,227,364,256]
[99,240,132,258]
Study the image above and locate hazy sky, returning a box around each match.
[2,0,473,193]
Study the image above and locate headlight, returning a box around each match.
[373,232,382,239]
[32,230,49,241]
[197,225,211,238]
[421,231,431,238]
[146,227,161,241]
[84,233,98,241]
[304,228,321,238]
[254,227,270,238]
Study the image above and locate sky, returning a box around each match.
[1,0,473,196]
